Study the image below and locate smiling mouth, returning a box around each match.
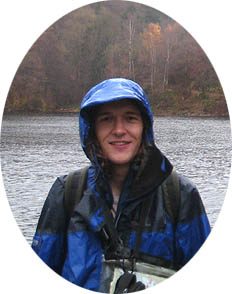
[110,141,130,146]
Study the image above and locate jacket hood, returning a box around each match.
[79,78,155,161]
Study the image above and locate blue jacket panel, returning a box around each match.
[62,231,103,290]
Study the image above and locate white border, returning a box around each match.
[1,1,231,293]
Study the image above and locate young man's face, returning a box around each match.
[95,99,143,168]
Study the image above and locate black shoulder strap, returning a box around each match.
[162,168,180,230]
[64,166,89,220]
[64,166,127,258]
[133,196,151,258]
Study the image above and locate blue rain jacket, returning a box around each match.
[32,78,210,292]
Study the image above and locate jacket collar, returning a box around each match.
[127,145,173,200]
[94,144,173,205]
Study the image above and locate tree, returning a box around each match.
[161,23,179,91]
[142,23,161,94]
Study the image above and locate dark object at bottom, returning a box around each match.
[114,271,146,293]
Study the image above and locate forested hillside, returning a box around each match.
[4,0,228,116]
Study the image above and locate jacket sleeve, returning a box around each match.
[175,175,211,267]
[61,188,104,291]
[31,176,67,274]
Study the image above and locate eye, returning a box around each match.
[126,115,140,122]
[97,115,112,123]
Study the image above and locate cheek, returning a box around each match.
[95,126,108,148]
[133,125,144,142]
[95,124,102,140]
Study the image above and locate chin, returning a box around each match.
[110,158,133,167]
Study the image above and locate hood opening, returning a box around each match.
[79,78,155,165]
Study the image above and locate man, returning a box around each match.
[32,78,210,292]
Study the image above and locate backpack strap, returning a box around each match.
[64,166,89,220]
[133,196,152,259]
[162,168,180,230]
[64,166,131,259]
[162,168,181,269]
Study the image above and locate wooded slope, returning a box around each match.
[5,1,228,116]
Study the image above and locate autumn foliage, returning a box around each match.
[4,1,227,116]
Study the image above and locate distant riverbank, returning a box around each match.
[152,90,229,117]
[3,90,229,118]
[51,91,230,118]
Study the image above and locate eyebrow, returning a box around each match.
[96,111,112,117]
[97,110,141,117]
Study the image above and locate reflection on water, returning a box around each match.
[1,114,231,243]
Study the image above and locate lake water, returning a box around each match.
[0,114,231,244]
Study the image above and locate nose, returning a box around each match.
[112,118,126,136]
